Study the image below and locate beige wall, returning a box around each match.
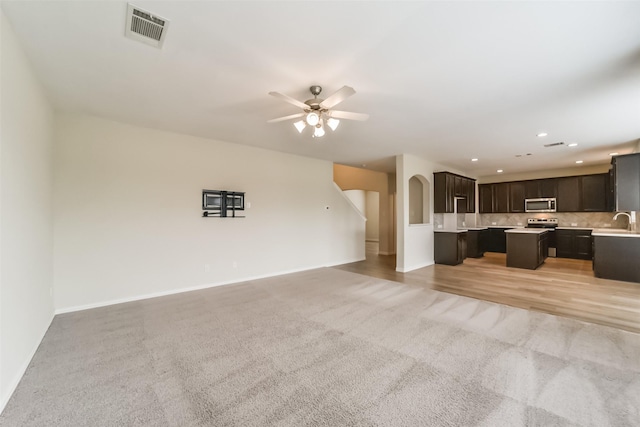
[333,164,395,254]
[1,11,55,411]
[53,113,364,312]
[365,191,380,241]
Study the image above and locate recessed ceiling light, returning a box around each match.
[568,143,578,147]
[537,132,548,137]
[575,160,583,164]
[471,158,478,162]
[497,169,504,173]
[609,152,619,156]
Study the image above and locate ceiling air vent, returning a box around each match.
[544,141,565,147]
[125,4,169,48]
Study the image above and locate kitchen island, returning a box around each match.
[505,228,549,270]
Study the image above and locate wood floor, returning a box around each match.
[334,242,640,333]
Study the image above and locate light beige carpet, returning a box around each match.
[1,268,639,426]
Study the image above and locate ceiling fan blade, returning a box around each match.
[328,110,369,121]
[319,86,356,109]
[268,91,309,110]
[267,112,305,123]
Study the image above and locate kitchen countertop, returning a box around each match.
[460,227,488,231]
[592,229,640,238]
[504,228,549,234]
[434,229,467,233]
[486,225,524,229]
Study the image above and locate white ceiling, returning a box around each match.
[3,1,640,177]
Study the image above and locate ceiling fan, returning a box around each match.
[267,85,369,137]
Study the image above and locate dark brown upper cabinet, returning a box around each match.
[479,184,494,213]
[539,178,558,199]
[434,172,476,214]
[509,182,526,213]
[494,183,510,213]
[480,173,609,214]
[479,182,509,213]
[612,153,640,211]
[557,176,581,212]
[466,179,476,213]
[581,174,609,212]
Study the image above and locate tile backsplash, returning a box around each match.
[478,212,629,229]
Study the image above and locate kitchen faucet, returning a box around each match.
[613,211,637,231]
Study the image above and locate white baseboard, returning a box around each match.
[396,260,433,273]
[0,312,54,415]
[54,261,358,315]
[325,257,366,267]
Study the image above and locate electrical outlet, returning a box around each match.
[462,221,466,226]
[517,222,522,226]
[437,224,443,229]
[604,223,611,227]
[246,202,251,209]
[492,222,497,225]
[571,223,578,227]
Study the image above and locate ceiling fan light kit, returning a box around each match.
[268,85,368,138]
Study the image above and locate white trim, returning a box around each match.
[396,260,433,273]
[325,257,365,267]
[54,261,359,315]
[0,313,54,414]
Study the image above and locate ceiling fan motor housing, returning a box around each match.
[309,85,322,96]
[305,86,324,110]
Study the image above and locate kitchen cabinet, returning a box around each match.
[485,227,511,253]
[434,231,467,265]
[556,229,593,260]
[522,178,558,199]
[557,176,581,212]
[509,182,526,213]
[593,234,640,283]
[480,174,609,214]
[612,153,640,211]
[466,228,488,258]
[466,179,475,213]
[581,174,609,212]
[494,183,510,213]
[454,175,465,197]
[479,183,504,213]
[539,178,558,199]
[479,184,493,213]
[505,230,548,270]
[434,172,476,213]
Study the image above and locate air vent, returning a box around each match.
[544,141,565,147]
[125,4,169,48]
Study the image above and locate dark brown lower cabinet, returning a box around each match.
[506,231,548,270]
[593,235,640,283]
[556,229,593,259]
[434,231,467,265]
[466,229,489,258]
[486,227,511,253]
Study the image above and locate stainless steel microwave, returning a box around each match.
[525,198,556,212]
